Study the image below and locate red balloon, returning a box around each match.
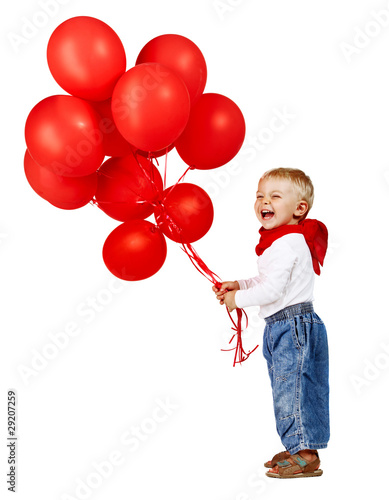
[136,34,207,105]
[25,95,105,177]
[47,16,126,101]
[89,98,134,157]
[136,143,174,159]
[175,93,246,170]
[154,183,213,243]
[24,150,97,209]
[111,63,190,152]
[95,153,163,222]
[103,220,167,281]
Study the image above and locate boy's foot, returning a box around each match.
[267,449,321,478]
[264,450,290,468]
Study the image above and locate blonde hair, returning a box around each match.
[260,167,314,219]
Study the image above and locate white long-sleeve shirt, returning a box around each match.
[234,233,315,319]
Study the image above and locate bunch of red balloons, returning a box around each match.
[24,16,246,281]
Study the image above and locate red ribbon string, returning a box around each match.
[133,151,161,199]
[180,242,222,285]
[180,241,258,366]
[163,164,194,200]
[163,148,168,190]
[221,308,259,367]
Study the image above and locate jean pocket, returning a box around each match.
[272,321,301,380]
[293,315,305,349]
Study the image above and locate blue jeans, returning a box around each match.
[263,302,330,455]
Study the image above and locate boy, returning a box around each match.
[213,168,329,479]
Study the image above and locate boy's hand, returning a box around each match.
[223,290,237,312]
[212,281,240,311]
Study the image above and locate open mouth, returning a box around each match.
[261,210,274,220]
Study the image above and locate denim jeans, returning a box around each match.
[263,302,330,455]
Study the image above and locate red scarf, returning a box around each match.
[255,219,328,275]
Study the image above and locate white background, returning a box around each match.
[1,0,389,498]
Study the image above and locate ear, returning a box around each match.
[294,200,309,218]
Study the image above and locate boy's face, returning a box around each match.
[254,177,308,229]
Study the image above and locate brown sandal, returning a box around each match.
[263,450,290,468]
[266,451,323,479]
